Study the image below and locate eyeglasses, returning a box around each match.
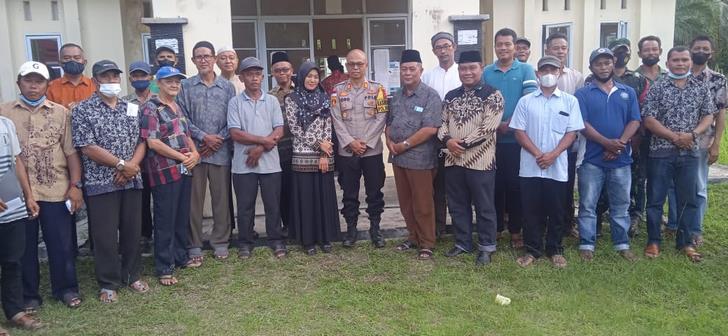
[346,62,366,69]
[193,55,215,62]
[434,44,453,51]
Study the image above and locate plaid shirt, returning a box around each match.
[140,97,193,187]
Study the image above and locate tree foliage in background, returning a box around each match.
[675,0,728,72]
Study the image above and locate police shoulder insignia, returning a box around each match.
[376,86,388,113]
[331,93,338,107]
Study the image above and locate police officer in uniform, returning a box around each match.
[331,49,388,248]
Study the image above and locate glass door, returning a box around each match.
[260,20,314,90]
[366,18,408,94]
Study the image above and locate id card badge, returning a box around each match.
[414,106,424,113]
[126,103,139,117]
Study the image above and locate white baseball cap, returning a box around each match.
[18,61,50,80]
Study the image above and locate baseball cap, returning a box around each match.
[155,66,186,80]
[18,61,50,80]
[515,37,531,47]
[537,55,561,69]
[128,61,152,74]
[155,45,176,56]
[589,48,615,64]
[92,60,123,76]
[608,38,631,51]
[238,57,264,73]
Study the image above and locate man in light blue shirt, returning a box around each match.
[482,27,538,248]
[509,56,583,268]
[228,57,287,259]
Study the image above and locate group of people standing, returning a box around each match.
[0,25,723,335]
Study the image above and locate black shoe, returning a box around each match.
[475,251,492,265]
[370,231,385,248]
[238,247,252,260]
[342,222,358,248]
[320,244,333,253]
[305,246,317,256]
[445,247,469,257]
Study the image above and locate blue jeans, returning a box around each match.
[665,149,707,237]
[646,154,700,249]
[577,163,631,251]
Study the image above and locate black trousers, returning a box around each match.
[0,219,26,320]
[564,150,578,233]
[279,160,293,229]
[233,173,285,249]
[495,143,522,234]
[337,154,385,223]
[152,177,191,277]
[521,177,567,258]
[141,173,153,239]
[446,166,497,252]
[87,189,142,290]
[433,155,447,235]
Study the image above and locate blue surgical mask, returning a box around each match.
[667,71,691,80]
[19,94,46,107]
[131,79,150,91]
[62,61,85,75]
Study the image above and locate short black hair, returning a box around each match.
[192,41,215,55]
[667,45,690,60]
[637,35,662,51]
[60,43,84,55]
[689,35,713,50]
[494,28,517,43]
[546,33,568,48]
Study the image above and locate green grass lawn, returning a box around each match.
[10,184,728,336]
[720,129,728,165]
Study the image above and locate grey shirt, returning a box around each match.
[331,80,388,157]
[227,91,284,174]
[177,74,236,166]
[387,82,442,170]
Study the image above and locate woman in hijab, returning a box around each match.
[284,61,340,255]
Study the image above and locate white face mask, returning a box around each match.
[99,83,122,97]
[539,74,558,88]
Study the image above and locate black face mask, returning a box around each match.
[642,56,660,66]
[157,59,175,68]
[614,53,630,68]
[594,71,614,83]
[691,52,710,65]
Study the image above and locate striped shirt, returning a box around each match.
[0,117,28,224]
[438,84,504,171]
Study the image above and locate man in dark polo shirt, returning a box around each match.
[386,50,442,260]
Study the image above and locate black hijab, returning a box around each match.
[289,61,330,130]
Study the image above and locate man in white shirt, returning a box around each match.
[545,32,585,237]
[510,56,584,269]
[421,31,461,238]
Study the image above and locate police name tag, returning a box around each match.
[126,103,139,117]
[414,106,424,113]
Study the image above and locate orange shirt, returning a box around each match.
[47,75,96,109]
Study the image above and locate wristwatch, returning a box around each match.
[71,181,83,189]
[403,140,411,148]
[116,159,126,171]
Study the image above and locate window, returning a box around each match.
[231,0,256,16]
[261,0,309,15]
[365,0,407,14]
[25,35,62,77]
[368,18,407,92]
[599,22,628,48]
[543,0,549,11]
[621,0,627,9]
[565,0,571,10]
[542,23,573,67]
[232,21,258,60]
[264,22,312,88]
[314,0,363,15]
[23,1,31,21]
[141,33,151,64]
[142,0,153,17]
[600,0,606,10]
[51,1,59,21]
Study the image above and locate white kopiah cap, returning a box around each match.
[18,61,50,80]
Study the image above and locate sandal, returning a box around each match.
[395,241,416,251]
[0,326,9,336]
[644,243,660,259]
[185,258,202,268]
[10,313,42,330]
[516,254,536,267]
[214,250,229,260]
[98,289,117,304]
[510,233,524,249]
[550,254,568,269]
[417,249,433,260]
[683,247,703,263]
[61,292,82,309]
[158,275,178,286]
[128,280,150,294]
[23,299,40,315]
[273,248,287,259]
[692,235,704,248]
